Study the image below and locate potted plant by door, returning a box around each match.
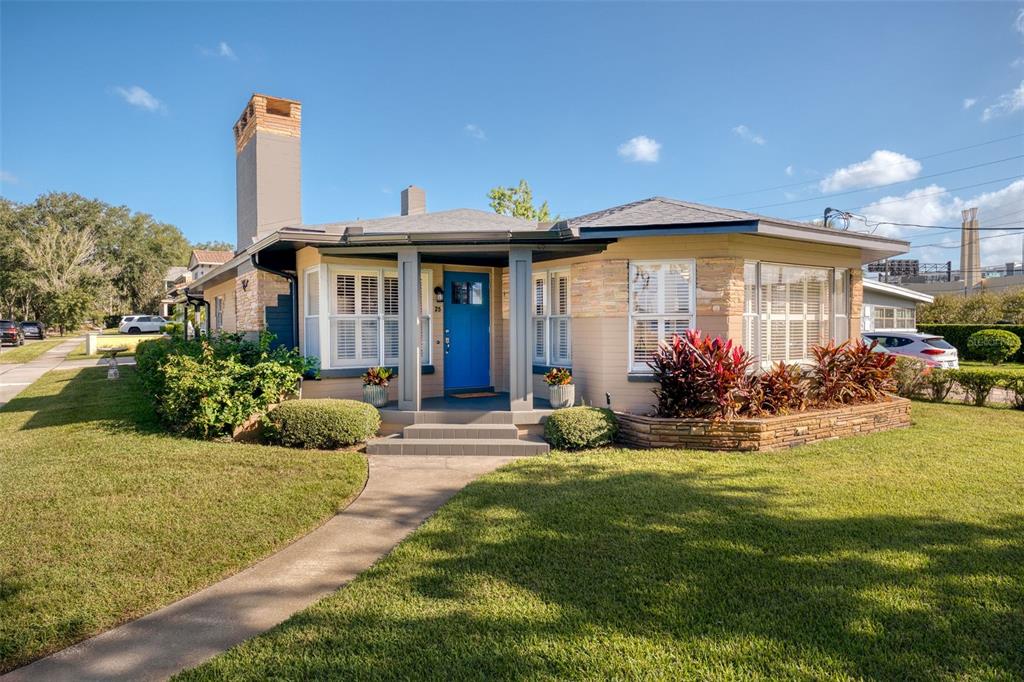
[544,367,575,408]
[361,367,393,407]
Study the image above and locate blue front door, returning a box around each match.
[443,271,490,390]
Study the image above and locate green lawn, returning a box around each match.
[65,333,163,359]
[0,338,67,364]
[959,360,1024,373]
[181,402,1024,681]
[0,367,367,672]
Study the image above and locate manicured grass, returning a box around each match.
[181,402,1024,681]
[0,367,367,672]
[0,338,67,364]
[959,360,1024,373]
[65,333,162,359]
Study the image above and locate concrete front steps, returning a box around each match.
[366,421,550,456]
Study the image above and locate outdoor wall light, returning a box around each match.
[433,286,444,303]
[241,278,249,291]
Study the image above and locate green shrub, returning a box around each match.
[892,356,929,399]
[923,368,955,403]
[1002,375,1024,410]
[265,399,381,449]
[966,329,1021,365]
[544,406,618,450]
[160,351,301,438]
[947,369,1003,407]
[161,321,184,338]
[917,324,1024,362]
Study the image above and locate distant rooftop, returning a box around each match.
[191,249,234,265]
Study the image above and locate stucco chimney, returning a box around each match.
[401,185,426,216]
[234,94,302,251]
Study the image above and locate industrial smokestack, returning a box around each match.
[960,207,980,289]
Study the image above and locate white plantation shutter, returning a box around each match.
[327,267,432,368]
[335,274,355,315]
[751,264,833,365]
[531,271,572,367]
[304,268,321,357]
[629,261,694,372]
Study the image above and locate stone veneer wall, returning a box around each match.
[234,268,292,334]
[616,398,911,452]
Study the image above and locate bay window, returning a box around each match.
[742,262,845,365]
[532,270,571,367]
[628,260,695,372]
[326,266,430,368]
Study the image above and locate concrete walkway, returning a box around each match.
[0,338,83,408]
[4,454,520,682]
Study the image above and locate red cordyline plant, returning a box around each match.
[745,362,807,417]
[648,329,755,420]
[808,339,896,406]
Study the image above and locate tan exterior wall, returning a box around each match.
[203,279,238,333]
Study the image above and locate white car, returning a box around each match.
[863,332,959,369]
[118,315,168,334]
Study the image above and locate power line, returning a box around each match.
[793,175,1024,219]
[911,229,1024,249]
[743,155,1024,210]
[703,132,1024,201]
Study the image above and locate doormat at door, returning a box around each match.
[450,392,499,399]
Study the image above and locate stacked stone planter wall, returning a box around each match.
[615,398,911,451]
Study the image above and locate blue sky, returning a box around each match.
[2,1,1023,266]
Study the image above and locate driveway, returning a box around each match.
[3,454,521,682]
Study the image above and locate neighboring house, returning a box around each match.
[188,93,909,416]
[189,250,234,279]
[861,279,933,333]
[160,266,192,318]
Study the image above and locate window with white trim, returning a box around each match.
[532,270,571,366]
[214,296,224,331]
[303,268,320,358]
[833,268,849,343]
[628,260,695,372]
[742,262,834,365]
[327,266,430,368]
[873,305,915,330]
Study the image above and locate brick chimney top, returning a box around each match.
[233,93,301,154]
[401,185,426,216]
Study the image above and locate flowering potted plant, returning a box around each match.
[544,367,575,408]
[361,366,393,407]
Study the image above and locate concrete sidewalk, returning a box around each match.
[3,454,520,682]
[0,338,83,409]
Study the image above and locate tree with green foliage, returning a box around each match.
[192,240,235,252]
[487,179,557,222]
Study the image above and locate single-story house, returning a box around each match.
[188,93,910,419]
[189,249,234,279]
[861,279,933,333]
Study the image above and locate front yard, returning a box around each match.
[0,366,367,672]
[0,338,67,364]
[181,401,1023,681]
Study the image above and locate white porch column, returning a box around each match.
[508,247,533,411]
[398,248,422,411]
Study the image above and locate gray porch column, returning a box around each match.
[397,248,421,411]
[508,247,533,411]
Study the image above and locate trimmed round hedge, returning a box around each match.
[544,406,618,450]
[265,399,381,449]
[966,329,1022,365]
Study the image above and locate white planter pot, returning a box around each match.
[362,384,389,408]
[549,384,575,409]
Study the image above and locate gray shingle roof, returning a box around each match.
[564,196,819,231]
[306,208,551,235]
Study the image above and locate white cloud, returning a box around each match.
[200,41,237,60]
[1012,57,1024,69]
[1016,8,1024,35]
[962,98,977,110]
[617,135,661,163]
[113,85,163,112]
[851,179,1024,266]
[732,124,765,145]
[785,165,794,176]
[464,123,486,141]
[981,81,1024,121]
[819,150,922,192]
[0,170,17,184]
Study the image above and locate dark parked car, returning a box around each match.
[20,320,46,340]
[1,320,25,346]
